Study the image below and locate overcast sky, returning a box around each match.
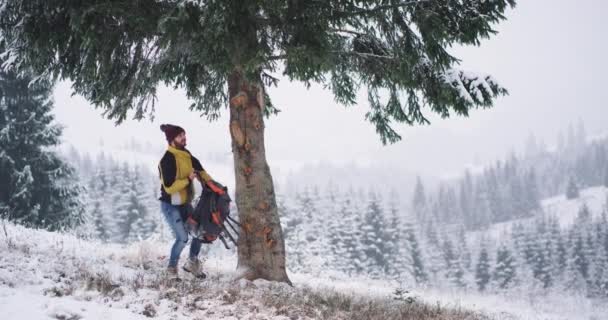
[52,1,608,180]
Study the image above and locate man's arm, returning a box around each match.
[159,152,189,194]
[191,155,225,195]
[191,155,213,183]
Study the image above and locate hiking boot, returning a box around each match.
[166,266,179,279]
[183,258,207,279]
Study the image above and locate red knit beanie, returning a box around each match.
[160,124,185,143]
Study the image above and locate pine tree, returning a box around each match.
[404,222,428,285]
[325,189,350,273]
[524,168,541,214]
[532,227,553,288]
[546,216,567,282]
[566,177,580,199]
[577,203,592,222]
[422,220,444,283]
[384,195,402,278]
[475,247,491,291]
[445,186,461,224]
[360,191,390,278]
[127,165,157,242]
[87,165,109,241]
[603,165,608,188]
[0,60,84,230]
[412,176,427,222]
[593,215,608,297]
[564,229,589,293]
[507,159,527,219]
[287,188,316,272]
[277,191,302,269]
[459,170,474,229]
[457,225,472,270]
[340,191,365,276]
[316,184,338,272]
[104,162,130,243]
[576,120,587,150]
[471,179,492,230]
[493,245,517,289]
[525,132,540,159]
[443,238,465,288]
[1,0,515,282]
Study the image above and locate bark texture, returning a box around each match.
[228,69,291,284]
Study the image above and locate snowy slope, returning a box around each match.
[1,221,607,319]
[542,185,607,226]
[469,186,608,243]
[0,221,484,320]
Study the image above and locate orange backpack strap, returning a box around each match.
[206,181,225,195]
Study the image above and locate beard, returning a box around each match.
[173,140,186,149]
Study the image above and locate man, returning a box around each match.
[158,123,214,279]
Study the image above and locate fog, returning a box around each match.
[52,0,608,180]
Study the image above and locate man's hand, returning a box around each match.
[188,171,198,181]
[206,181,225,195]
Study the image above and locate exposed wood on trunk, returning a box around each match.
[230,121,245,147]
[230,91,248,108]
[228,69,291,285]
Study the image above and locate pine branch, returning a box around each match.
[333,50,396,60]
[268,54,288,61]
[335,0,435,17]
[329,28,367,37]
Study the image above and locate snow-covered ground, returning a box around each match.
[542,186,607,226]
[469,186,608,244]
[1,221,607,319]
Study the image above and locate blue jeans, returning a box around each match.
[160,201,202,267]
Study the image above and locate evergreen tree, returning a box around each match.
[442,238,465,288]
[524,168,541,213]
[0,0,515,282]
[576,120,587,150]
[546,216,567,282]
[457,225,472,270]
[493,245,517,289]
[403,222,428,285]
[566,177,580,199]
[459,170,474,228]
[127,165,157,242]
[486,167,506,223]
[475,247,491,291]
[277,191,302,270]
[592,216,608,297]
[384,195,402,278]
[325,189,351,273]
[566,228,589,292]
[532,222,553,288]
[525,132,540,159]
[471,179,492,230]
[341,190,365,276]
[422,220,444,283]
[287,188,317,272]
[412,176,427,223]
[0,60,84,230]
[87,164,109,241]
[360,192,390,278]
[577,203,592,222]
[445,186,461,224]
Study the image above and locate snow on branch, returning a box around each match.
[441,69,502,105]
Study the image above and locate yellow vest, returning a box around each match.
[158,146,213,205]
[159,146,213,205]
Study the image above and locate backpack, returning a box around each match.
[188,180,240,249]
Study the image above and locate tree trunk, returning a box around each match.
[228,69,291,284]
